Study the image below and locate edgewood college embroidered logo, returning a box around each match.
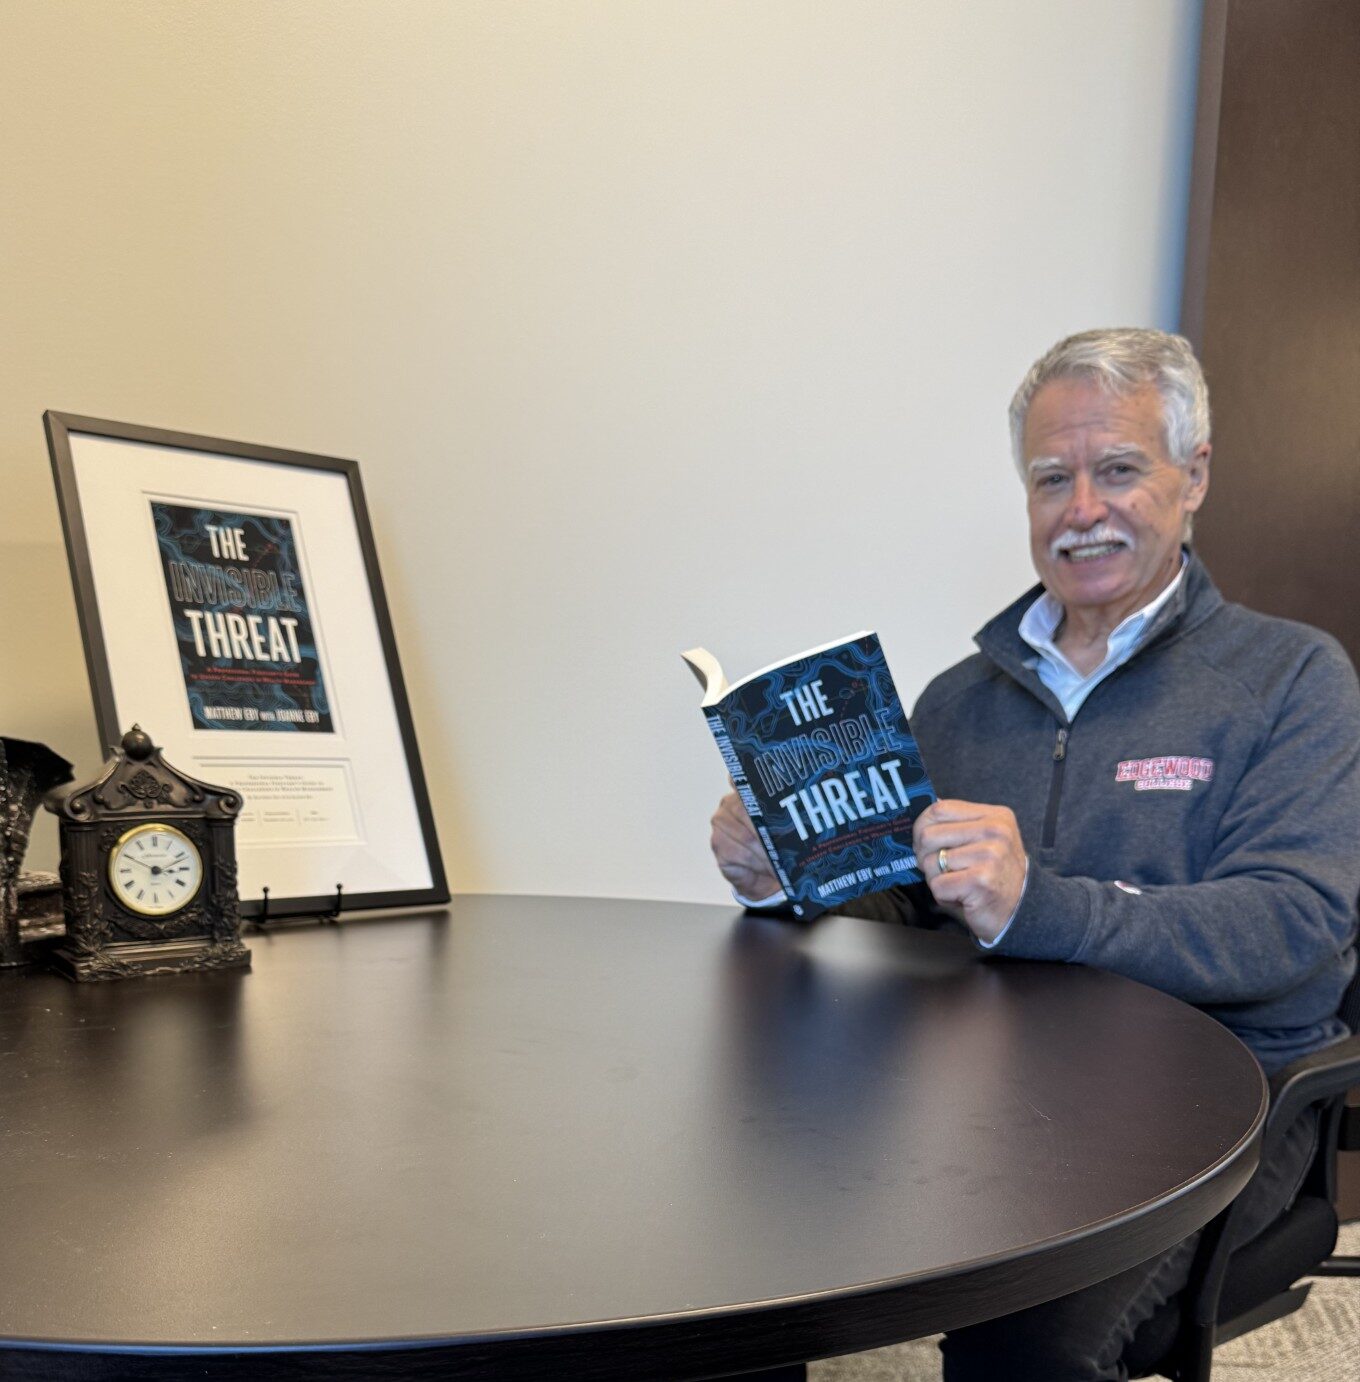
[1116,756,1215,793]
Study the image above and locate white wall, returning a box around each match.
[0,0,1201,900]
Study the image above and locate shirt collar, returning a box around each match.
[1018,554,1188,673]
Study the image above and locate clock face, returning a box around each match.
[108,823,204,917]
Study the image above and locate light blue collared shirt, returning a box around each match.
[1018,557,1186,722]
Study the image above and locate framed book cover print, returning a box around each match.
[45,411,449,918]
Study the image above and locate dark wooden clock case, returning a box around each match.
[46,727,250,981]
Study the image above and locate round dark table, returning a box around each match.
[0,896,1265,1379]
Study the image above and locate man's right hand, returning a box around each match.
[709,790,781,902]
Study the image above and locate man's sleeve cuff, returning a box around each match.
[982,857,1093,961]
[975,857,1029,950]
[734,886,790,909]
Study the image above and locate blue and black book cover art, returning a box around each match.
[684,632,934,918]
[151,502,333,732]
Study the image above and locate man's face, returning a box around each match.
[1023,377,1210,624]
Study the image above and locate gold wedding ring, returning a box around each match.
[937,847,951,874]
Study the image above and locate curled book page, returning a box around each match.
[680,647,729,706]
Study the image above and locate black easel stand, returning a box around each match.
[254,883,344,929]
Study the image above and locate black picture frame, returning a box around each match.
[45,411,449,919]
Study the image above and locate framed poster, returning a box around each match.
[45,412,449,918]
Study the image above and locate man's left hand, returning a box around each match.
[913,799,1028,944]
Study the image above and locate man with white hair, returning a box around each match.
[710,328,1360,1379]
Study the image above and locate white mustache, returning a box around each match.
[1049,524,1131,559]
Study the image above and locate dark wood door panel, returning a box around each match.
[1182,0,1360,1219]
[1183,0,1360,668]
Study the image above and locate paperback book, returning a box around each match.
[683,631,935,918]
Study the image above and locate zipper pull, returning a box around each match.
[1053,727,1068,761]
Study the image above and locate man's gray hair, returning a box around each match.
[1008,328,1211,476]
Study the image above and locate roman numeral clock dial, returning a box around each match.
[108,824,203,918]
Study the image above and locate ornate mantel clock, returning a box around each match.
[45,726,250,981]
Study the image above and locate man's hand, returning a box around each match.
[913,799,1028,943]
[710,790,781,902]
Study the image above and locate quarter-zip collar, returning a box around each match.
[1017,556,1186,722]
[972,547,1225,717]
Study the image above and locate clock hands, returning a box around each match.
[123,855,189,877]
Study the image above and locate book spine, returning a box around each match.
[703,710,798,899]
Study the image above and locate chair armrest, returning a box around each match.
[1265,1033,1360,1146]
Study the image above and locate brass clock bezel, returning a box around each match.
[107,822,204,918]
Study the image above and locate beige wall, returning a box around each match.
[0,1,1200,899]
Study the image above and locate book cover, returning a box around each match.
[151,502,333,732]
[683,631,935,918]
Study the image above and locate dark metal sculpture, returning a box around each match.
[0,737,75,966]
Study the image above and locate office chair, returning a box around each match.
[1124,965,1360,1381]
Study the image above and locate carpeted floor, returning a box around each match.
[811,1221,1360,1380]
